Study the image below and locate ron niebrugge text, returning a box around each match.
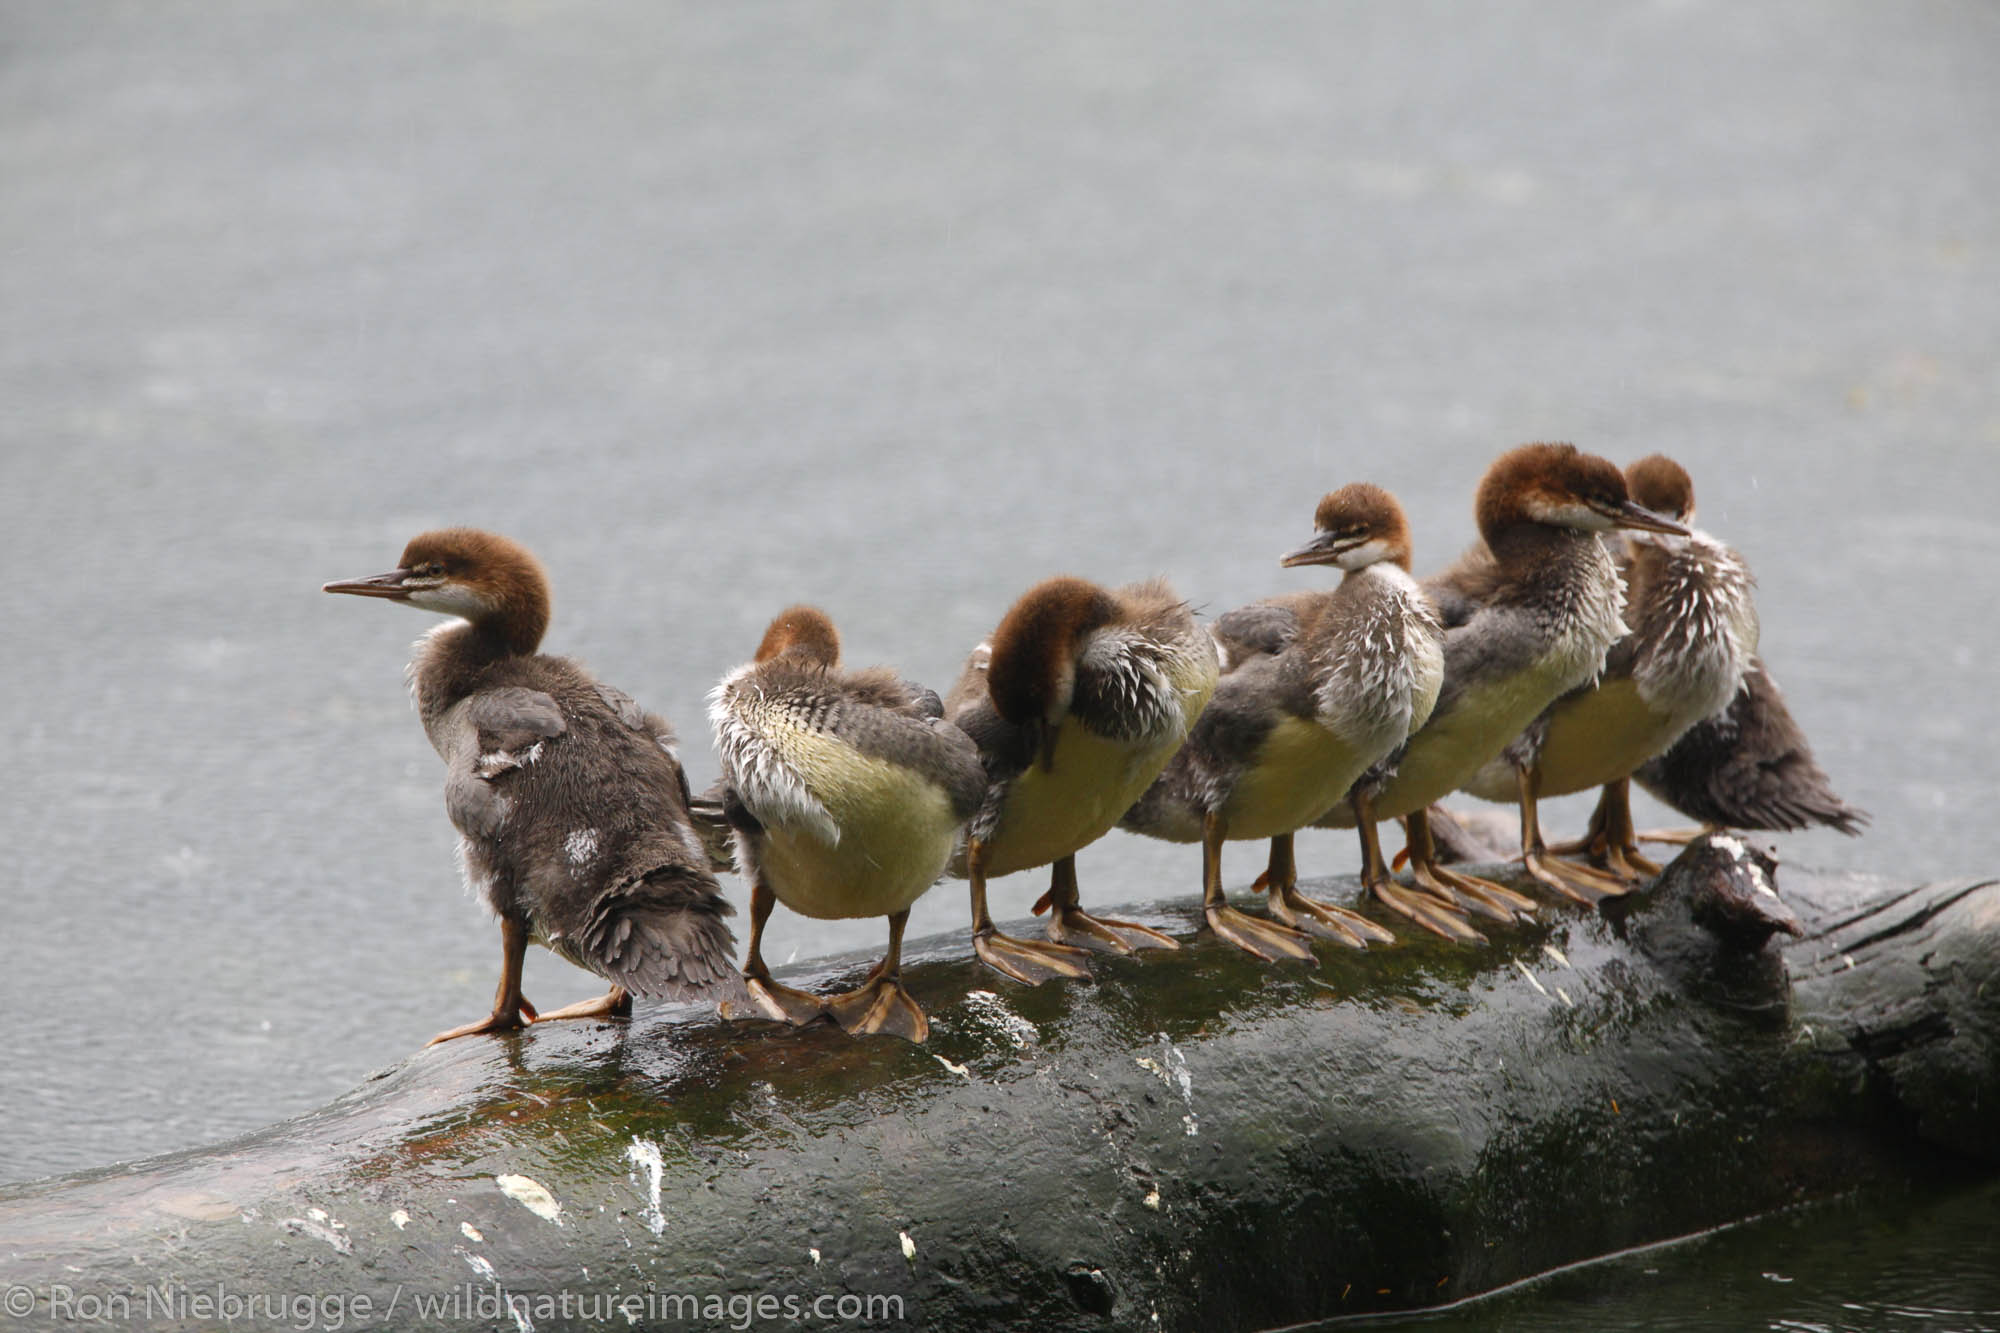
[5,1282,906,1328]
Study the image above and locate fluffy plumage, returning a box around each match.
[946,577,1219,867]
[710,604,984,1040]
[944,575,1219,983]
[328,529,739,1032]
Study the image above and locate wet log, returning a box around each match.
[0,839,1994,1331]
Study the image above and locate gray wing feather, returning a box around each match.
[1211,602,1302,670]
[443,688,568,838]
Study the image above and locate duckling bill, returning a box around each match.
[710,606,984,1042]
[324,528,739,1046]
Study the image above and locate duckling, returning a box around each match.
[324,529,739,1045]
[1457,455,1760,896]
[945,577,1219,984]
[709,606,984,1042]
[1122,484,1438,959]
[1619,660,1869,846]
[1315,444,1690,941]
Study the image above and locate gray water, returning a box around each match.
[3,0,1995,1320]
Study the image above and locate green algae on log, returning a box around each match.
[0,839,1994,1331]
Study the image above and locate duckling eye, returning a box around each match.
[418,561,446,579]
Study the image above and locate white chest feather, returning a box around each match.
[1632,534,1759,723]
[1313,565,1446,754]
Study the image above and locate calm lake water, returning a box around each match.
[2,0,1995,1322]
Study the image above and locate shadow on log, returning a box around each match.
[1,838,1995,1330]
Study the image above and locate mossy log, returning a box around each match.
[1,839,1994,1331]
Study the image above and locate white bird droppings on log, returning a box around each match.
[496,1174,563,1224]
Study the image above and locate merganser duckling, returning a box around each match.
[1457,455,1760,896]
[324,529,739,1045]
[1122,485,1439,959]
[709,606,984,1042]
[945,577,1219,984]
[1315,443,1690,941]
[1623,660,1868,843]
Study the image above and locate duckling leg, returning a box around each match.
[1202,813,1316,962]
[1598,780,1663,879]
[1356,794,1483,944]
[1548,779,1663,882]
[968,839,1095,985]
[828,911,929,1043]
[1404,809,1539,923]
[1035,854,1181,954]
[741,879,831,1027]
[526,986,632,1024]
[428,916,533,1045]
[1547,784,1614,860]
[1258,833,1392,948]
[1515,765,1631,905]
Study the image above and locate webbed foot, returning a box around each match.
[527,987,633,1024]
[427,1007,529,1046]
[743,975,832,1027]
[827,975,929,1043]
[1601,840,1663,880]
[1369,880,1485,944]
[1204,900,1316,962]
[1409,860,1538,923]
[973,927,1094,985]
[1522,849,1632,905]
[1266,880,1395,948]
[1044,903,1181,954]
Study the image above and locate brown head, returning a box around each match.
[1624,454,1696,525]
[985,576,1120,767]
[1280,482,1414,573]
[322,527,552,655]
[1474,442,1690,547]
[753,604,842,669]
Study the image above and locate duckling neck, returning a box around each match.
[409,620,525,729]
[1486,523,1610,596]
[1623,539,1678,593]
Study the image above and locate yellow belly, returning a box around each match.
[758,751,962,921]
[1531,679,1683,797]
[982,722,1183,878]
[1374,661,1579,820]
[1222,716,1368,841]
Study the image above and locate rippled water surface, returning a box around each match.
[3,0,1996,1321]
